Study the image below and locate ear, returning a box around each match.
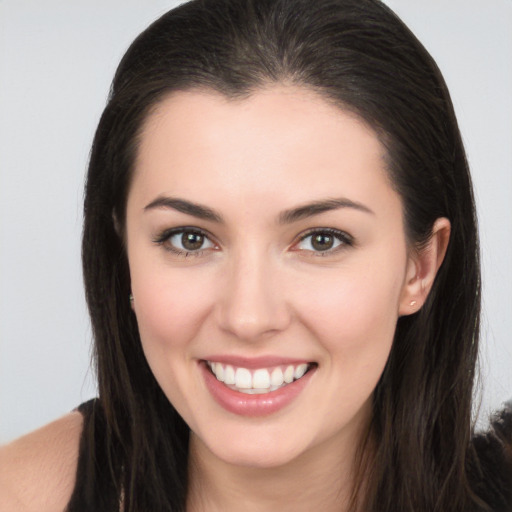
[399,217,451,316]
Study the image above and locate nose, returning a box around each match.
[215,248,291,342]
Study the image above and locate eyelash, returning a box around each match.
[294,228,354,257]
[152,227,354,258]
[152,227,216,257]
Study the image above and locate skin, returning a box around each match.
[0,412,83,512]
[126,86,450,511]
[0,85,449,512]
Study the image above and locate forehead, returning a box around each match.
[130,86,398,219]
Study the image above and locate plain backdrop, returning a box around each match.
[1,0,511,443]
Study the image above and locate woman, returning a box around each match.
[1,0,510,510]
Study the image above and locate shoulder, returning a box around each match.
[470,403,512,510]
[0,411,83,512]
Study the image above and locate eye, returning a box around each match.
[153,228,216,256]
[294,228,353,254]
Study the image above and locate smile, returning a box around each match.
[206,361,312,394]
[201,358,317,416]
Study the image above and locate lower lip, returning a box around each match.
[201,362,315,417]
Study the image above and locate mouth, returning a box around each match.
[205,360,317,395]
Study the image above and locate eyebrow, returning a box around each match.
[278,198,374,224]
[144,196,223,222]
[144,196,374,224]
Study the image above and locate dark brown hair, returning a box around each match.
[79,0,485,510]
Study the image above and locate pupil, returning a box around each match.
[182,232,204,250]
[312,234,333,251]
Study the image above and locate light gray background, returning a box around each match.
[1,0,511,443]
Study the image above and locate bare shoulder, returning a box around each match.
[0,411,83,512]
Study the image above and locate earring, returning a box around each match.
[410,300,417,307]
[129,294,134,303]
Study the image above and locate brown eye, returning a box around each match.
[295,229,353,254]
[182,232,205,250]
[154,228,215,255]
[311,233,334,251]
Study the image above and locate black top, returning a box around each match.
[66,399,120,512]
[66,399,512,511]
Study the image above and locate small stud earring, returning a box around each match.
[410,300,417,307]
[129,294,134,303]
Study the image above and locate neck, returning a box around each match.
[186,411,371,512]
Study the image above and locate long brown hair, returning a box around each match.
[79,1,485,510]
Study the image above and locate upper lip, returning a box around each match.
[201,355,314,369]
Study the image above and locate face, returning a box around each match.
[125,86,416,469]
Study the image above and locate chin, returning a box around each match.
[213,441,306,469]
[190,421,312,469]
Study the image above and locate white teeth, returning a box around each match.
[294,363,308,379]
[283,365,294,383]
[270,367,284,387]
[235,368,252,389]
[214,362,224,382]
[252,369,270,389]
[224,365,235,385]
[207,361,312,393]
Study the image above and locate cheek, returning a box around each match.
[130,261,216,350]
[292,264,404,426]
[295,260,404,356]
[129,263,217,417]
